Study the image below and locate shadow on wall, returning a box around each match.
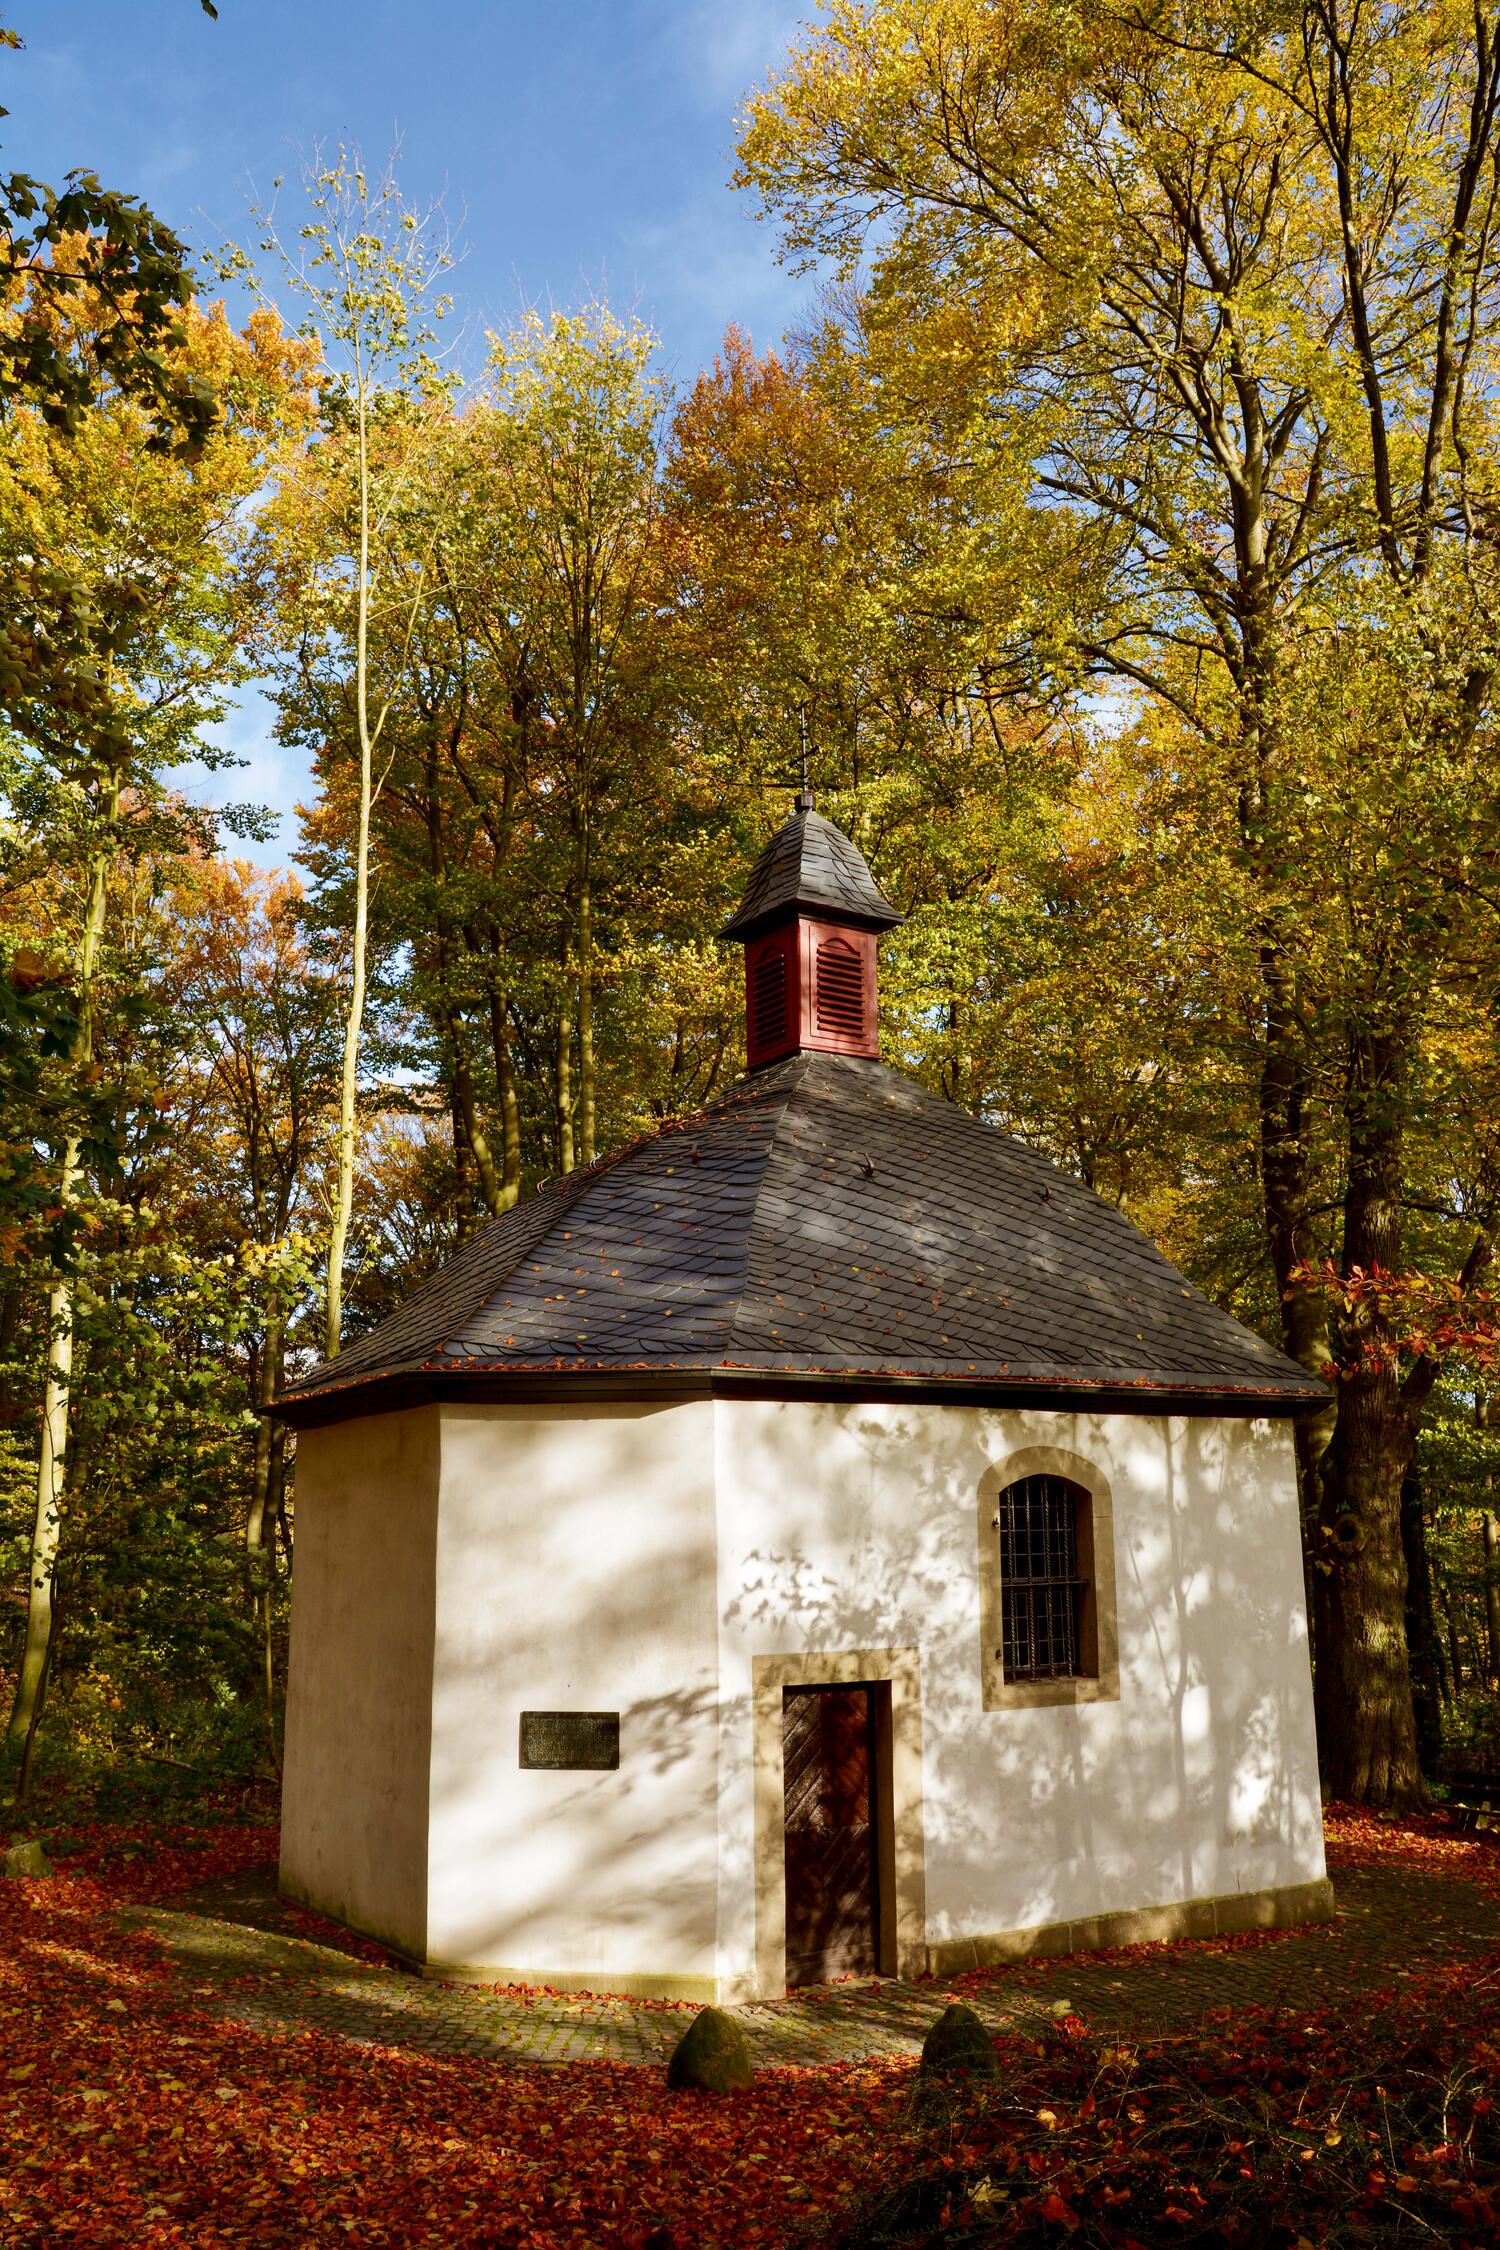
[718,1403,1321,1943]
[424,1402,723,1974]
[399,1399,1318,1976]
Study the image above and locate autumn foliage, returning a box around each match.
[0,1807,903,2248]
[0,1808,1496,2249]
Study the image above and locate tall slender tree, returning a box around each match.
[245,150,454,1355]
[0,276,313,1756]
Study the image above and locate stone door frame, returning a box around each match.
[750,1645,926,1998]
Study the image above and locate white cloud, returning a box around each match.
[626,192,811,373]
[666,0,815,109]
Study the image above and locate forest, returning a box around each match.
[4,0,1500,1830]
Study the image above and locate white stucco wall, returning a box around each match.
[712,1399,1325,1997]
[426,1399,720,1987]
[280,1387,1323,1999]
[279,1406,439,1956]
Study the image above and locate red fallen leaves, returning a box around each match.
[3,1804,1497,2248]
[0,1829,902,2250]
[825,1981,1500,2244]
[816,1810,1500,2249]
[1324,1801,1500,1899]
[824,1997,1498,2242]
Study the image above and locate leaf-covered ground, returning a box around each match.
[823,1811,1500,2250]
[0,1810,901,2248]
[0,1806,1495,2248]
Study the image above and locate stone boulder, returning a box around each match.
[919,2001,999,2083]
[2,1839,52,1881]
[666,2005,754,2093]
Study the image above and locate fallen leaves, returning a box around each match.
[1,1804,1497,2247]
[821,1984,1499,2246]
[0,1823,903,2249]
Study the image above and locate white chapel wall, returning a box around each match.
[712,1397,1325,1997]
[279,1405,439,1957]
[428,1398,720,1987]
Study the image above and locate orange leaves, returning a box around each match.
[5,1807,1498,2248]
[0,1818,904,2250]
[1289,1258,1500,1374]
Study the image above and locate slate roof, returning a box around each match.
[719,807,903,940]
[276,1050,1325,1423]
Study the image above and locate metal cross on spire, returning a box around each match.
[796,707,814,813]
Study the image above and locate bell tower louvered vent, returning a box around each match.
[724,796,901,1070]
[814,935,864,1039]
[751,945,789,1053]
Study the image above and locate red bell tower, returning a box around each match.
[721,793,902,1071]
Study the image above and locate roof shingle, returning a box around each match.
[719,808,902,940]
[278,1051,1325,1421]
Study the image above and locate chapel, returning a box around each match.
[273,798,1331,2002]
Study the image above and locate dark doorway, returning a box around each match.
[782,1683,883,1986]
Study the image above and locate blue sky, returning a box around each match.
[4,0,816,852]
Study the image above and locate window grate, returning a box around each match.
[751,946,789,1049]
[998,1475,1086,1680]
[815,936,864,1036]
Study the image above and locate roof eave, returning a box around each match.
[718,899,904,943]
[271,1359,1328,1430]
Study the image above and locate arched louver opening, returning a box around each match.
[751,944,789,1052]
[814,934,864,1039]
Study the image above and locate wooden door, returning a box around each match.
[782,1684,880,1986]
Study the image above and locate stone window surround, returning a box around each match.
[978,1446,1121,1711]
[750,1645,927,1999]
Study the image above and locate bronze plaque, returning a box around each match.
[519,1710,620,1770]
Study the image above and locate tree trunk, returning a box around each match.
[1432,1601,1453,1705]
[446,1008,505,1218]
[1314,1381,1422,1802]
[13,1574,58,1804]
[556,922,576,1175]
[245,1310,284,1763]
[325,699,371,1361]
[326,356,379,1364]
[246,1312,283,1559]
[1312,1025,1423,1807]
[272,1426,292,1572]
[1258,1014,1336,1652]
[488,977,522,1208]
[1443,1579,1465,1698]
[1400,1463,1442,1775]
[450,1079,472,1243]
[1483,1513,1500,1687]
[6,783,115,1754]
[9,1269,76,1756]
[577,872,595,1167]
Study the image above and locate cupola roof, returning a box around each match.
[276,1046,1326,1429]
[720,804,902,942]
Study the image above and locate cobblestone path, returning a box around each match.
[124,1856,1497,2071]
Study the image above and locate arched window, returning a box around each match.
[979,1455,1119,1710]
[996,1474,1089,1682]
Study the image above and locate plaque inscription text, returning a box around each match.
[519,1710,620,1770]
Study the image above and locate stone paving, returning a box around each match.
[123,1856,1498,2071]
